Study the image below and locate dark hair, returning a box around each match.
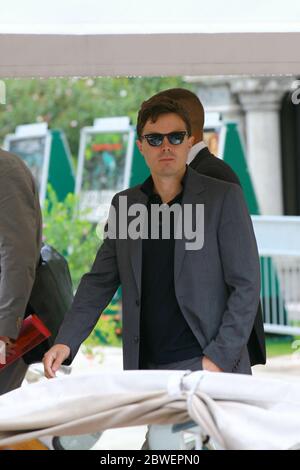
[148,88,204,136]
[136,96,192,139]
[154,88,201,105]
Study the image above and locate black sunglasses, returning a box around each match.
[141,131,189,147]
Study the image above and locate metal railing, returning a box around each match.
[252,216,300,336]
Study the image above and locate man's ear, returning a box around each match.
[188,135,195,148]
[136,139,143,154]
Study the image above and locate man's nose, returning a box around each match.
[161,136,171,150]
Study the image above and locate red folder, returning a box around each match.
[0,314,51,371]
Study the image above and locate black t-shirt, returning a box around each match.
[139,172,202,367]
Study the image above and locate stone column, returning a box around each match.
[231,78,294,215]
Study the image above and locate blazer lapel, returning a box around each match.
[174,168,206,283]
[127,190,148,297]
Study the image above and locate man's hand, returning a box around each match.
[202,356,223,372]
[43,344,71,379]
[0,336,16,356]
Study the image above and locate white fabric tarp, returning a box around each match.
[0,370,300,450]
[1,0,300,77]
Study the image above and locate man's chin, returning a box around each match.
[157,164,186,177]
[156,169,177,177]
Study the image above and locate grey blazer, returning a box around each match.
[0,149,42,339]
[56,167,261,374]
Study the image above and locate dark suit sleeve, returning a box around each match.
[203,184,261,371]
[55,197,120,362]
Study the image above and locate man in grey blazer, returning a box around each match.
[44,97,261,378]
[0,149,42,394]
[152,88,266,368]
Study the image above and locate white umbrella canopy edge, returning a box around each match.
[1,0,300,77]
[1,32,300,78]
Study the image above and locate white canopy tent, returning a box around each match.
[0,0,300,77]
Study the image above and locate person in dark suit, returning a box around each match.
[44,97,261,379]
[152,88,266,366]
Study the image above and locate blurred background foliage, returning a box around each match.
[42,185,101,290]
[0,77,196,162]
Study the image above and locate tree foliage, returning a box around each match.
[42,185,101,289]
[1,77,196,160]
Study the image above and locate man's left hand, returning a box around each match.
[202,356,223,372]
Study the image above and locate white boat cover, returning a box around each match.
[0,370,300,450]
